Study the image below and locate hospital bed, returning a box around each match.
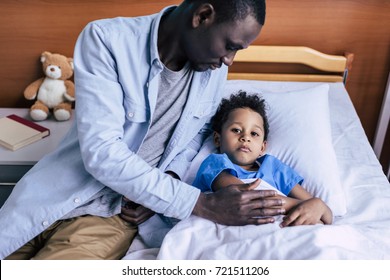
[123,46,390,260]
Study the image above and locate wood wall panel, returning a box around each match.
[0,0,178,107]
[256,0,390,142]
[0,0,389,171]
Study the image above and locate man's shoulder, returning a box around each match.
[88,14,156,34]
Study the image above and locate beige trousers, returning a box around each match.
[5,215,138,260]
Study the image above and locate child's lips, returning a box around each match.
[239,146,251,152]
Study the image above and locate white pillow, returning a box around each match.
[184,82,346,216]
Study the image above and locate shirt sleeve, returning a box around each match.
[165,123,211,179]
[271,156,304,195]
[74,21,200,220]
[192,153,237,192]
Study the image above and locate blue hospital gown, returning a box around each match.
[193,153,303,194]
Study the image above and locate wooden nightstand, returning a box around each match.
[0,108,73,206]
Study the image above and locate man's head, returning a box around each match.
[179,0,266,71]
[185,0,266,25]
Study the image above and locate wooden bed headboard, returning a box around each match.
[228,46,354,84]
[0,0,389,170]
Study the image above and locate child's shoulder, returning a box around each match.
[261,154,297,173]
[204,153,229,161]
[260,154,285,166]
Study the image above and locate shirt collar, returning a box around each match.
[149,5,177,67]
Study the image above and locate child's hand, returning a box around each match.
[279,198,331,227]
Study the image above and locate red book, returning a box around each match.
[0,114,50,151]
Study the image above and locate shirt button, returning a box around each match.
[74,197,81,203]
[42,221,49,226]
[128,112,134,118]
[146,82,149,88]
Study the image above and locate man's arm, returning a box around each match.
[192,170,286,226]
[120,198,155,225]
[192,180,286,226]
[213,170,300,212]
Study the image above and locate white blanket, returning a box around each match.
[157,184,390,259]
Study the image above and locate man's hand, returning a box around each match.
[120,197,155,226]
[192,179,286,226]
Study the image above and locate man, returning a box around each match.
[2,0,284,259]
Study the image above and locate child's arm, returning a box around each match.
[211,170,245,191]
[281,184,333,227]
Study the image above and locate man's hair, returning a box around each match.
[186,0,266,25]
[212,91,270,140]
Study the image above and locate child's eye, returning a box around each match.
[231,128,241,133]
[251,132,259,137]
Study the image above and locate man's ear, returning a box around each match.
[213,131,221,148]
[192,3,215,28]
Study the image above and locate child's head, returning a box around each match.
[212,91,269,170]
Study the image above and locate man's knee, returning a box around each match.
[33,215,137,260]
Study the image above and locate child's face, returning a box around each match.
[214,107,267,171]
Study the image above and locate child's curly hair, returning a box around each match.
[212,91,270,140]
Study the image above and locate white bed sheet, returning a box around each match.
[124,81,390,260]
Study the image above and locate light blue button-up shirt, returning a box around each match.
[0,6,227,259]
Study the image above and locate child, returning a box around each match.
[193,91,333,227]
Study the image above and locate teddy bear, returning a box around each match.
[24,51,75,121]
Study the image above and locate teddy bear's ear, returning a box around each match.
[40,51,52,63]
[68,58,74,70]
